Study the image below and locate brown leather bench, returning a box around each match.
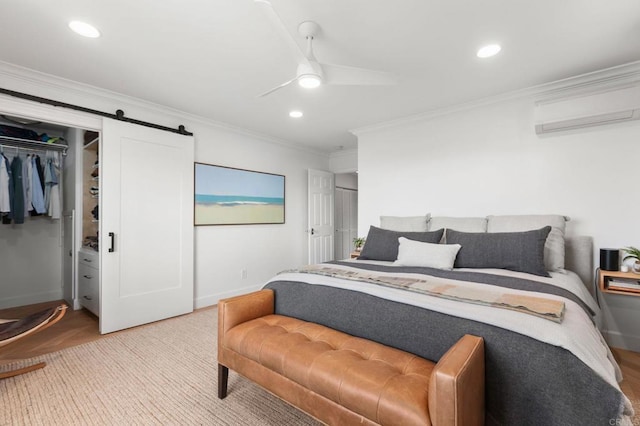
[218,289,484,426]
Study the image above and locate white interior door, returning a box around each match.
[100,119,194,334]
[335,189,344,259]
[334,188,358,260]
[308,169,334,264]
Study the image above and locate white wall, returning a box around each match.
[0,63,329,310]
[329,148,357,173]
[194,126,328,306]
[356,82,640,350]
[335,173,358,190]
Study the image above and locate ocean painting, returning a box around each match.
[194,163,285,225]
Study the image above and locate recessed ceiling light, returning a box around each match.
[68,21,101,38]
[477,44,501,58]
[289,110,303,118]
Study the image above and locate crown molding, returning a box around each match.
[351,60,640,136]
[329,147,357,159]
[0,61,328,157]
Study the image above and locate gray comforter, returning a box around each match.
[264,261,627,426]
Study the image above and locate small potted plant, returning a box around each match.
[353,237,366,252]
[622,246,640,274]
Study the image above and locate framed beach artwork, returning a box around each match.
[194,163,285,225]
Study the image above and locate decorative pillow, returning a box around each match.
[394,238,461,269]
[379,214,430,232]
[486,215,568,272]
[446,227,552,277]
[358,226,444,262]
[428,216,488,233]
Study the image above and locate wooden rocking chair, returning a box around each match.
[0,304,67,379]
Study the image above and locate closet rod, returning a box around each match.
[0,136,68,155]
[0,87,193,136]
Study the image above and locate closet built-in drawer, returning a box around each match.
[78,250,98,268]
[78,262,99,317]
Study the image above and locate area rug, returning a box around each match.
[2,308,639,425]
[0,308,319,425]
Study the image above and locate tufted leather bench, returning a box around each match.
[218,289,484,426]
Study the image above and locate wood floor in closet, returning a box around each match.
[0,300,100,364]
[1,300,639,417]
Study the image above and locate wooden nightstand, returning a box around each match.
[350,251,360,259]
[598,269,640,296]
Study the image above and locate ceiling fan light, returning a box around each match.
[298,75,321,89]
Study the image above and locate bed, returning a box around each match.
[263,215,633,425]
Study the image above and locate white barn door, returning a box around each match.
[308,169,334,264]
[100,119,194,334]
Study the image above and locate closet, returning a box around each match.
[77,133,99,316]
[0,119,74,310]
[0,100,194,334]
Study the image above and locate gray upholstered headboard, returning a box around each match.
[565,236,594,294]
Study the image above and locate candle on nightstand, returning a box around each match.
[621,265,630,273]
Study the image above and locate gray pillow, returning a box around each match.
[446,226,552,277]
[486,214,568,272]
[358,226,444,261]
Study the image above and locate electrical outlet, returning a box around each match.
[240,269,247,279]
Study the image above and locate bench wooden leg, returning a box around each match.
[218,364,229,399]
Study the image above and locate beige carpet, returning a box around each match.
[0,308,320,425]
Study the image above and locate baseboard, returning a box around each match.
[194,284,263,309]
[601,330,640,352]
[0,290,65,310]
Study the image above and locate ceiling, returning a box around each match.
[1,0,640,153]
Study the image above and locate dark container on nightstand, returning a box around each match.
[600,248,620,271]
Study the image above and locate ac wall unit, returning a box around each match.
[534,85,640,134]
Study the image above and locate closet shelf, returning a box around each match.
[84,137,99,149]
[0,136,68,155]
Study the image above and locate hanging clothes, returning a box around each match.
[1,154,14,224]
[35,155,44,192]
[43,156,52,210]
[0,153,10,215]
[25,154,33,215]
[30,155,46,214]
[0,144,64,223]
[10,155,24,224]
[46,154,61,219]
[22,153,31,219]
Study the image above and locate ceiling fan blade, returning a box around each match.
[254,0,311,67]
[257,76,298,97]
[321,63,397,86]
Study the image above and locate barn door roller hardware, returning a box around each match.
[0,87,193,136]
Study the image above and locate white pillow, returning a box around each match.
[394,237,461,269]
[380,214,430,232]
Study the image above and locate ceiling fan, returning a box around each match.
[255,0,397,97]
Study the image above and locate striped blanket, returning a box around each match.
[290,264,566,323]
